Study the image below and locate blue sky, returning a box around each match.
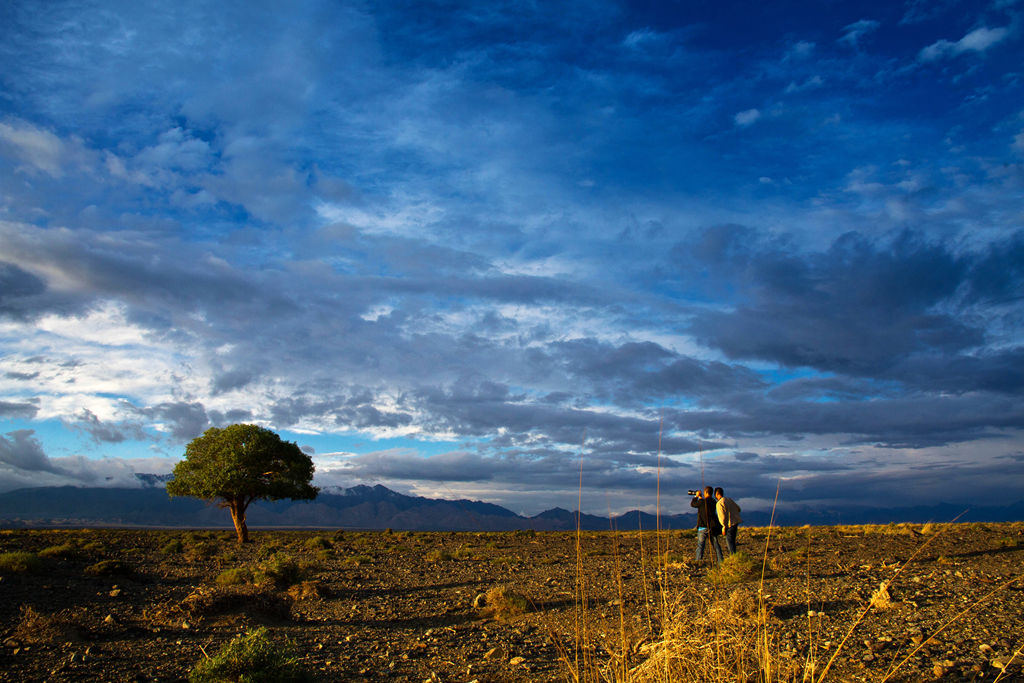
[1,0,1022,517]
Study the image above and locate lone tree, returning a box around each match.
[167,424,318,543]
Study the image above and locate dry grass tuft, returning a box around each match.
[285,580,323,601]
[627,589,790,682]
[167,584,293,625]
[483,584,532,619]
[869,582,894,609]
[11,605,81,644]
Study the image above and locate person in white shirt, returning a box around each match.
[715,487,742,555]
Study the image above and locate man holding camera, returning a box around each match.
[690,486,724,565]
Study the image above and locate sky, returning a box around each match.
[1,0,1023,520]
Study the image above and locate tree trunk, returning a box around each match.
[228,499,249,544]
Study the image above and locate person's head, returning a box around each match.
[714,487,724,499]
[703,486,714,498]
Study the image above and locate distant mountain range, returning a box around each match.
[0,478,1020,530]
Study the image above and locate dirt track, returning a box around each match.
[1,523,1022,681]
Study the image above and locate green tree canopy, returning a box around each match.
[167,424,318,543]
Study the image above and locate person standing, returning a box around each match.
[690,486,724,564]
[715,486,742,555]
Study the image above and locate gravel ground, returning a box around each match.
[0,522,1021,682]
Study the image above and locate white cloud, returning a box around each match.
[785,75,824,94]
[784,40,815,61]
[0,120,69,177]
[919,25,1011,61]
[734,109,761,127]
[839,19,880,48]
[623,28,660,50]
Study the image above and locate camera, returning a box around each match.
[687,489,700,496]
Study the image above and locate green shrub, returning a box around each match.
[161,538,185,554]
[304,536,332,551]
[186,541,216,559]
[426,549,453,562]
[344,554,371,566]
[216,567,255,586]
[38,543,76,560]
[256,555,302,587]
[80,541,105,552]
[707,552,761,585]
[0,551,42,573]
[188,627,312,683]
[85,559,130,576]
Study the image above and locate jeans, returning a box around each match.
[723,525,738,555]
[695,527,724,564]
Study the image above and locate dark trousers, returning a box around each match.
[723,525,739,555]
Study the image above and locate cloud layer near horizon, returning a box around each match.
[1,0,1022,515]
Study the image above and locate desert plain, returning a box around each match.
[1,522,1022,682]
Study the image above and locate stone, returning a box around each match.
[509,656,525,666]
[472,593,487,608]
[483,646,504,661]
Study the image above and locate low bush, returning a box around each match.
[707,552,761,585]
[161,539,185,554]
[188,626,312,683]
[256,555,302,587]
[85,559,130,576]
[0,551,42,573]
[483,584,531,619]
[216,567,254,586]
[426,549,453,562]
[452,544,475,560]
[38,543,77,560]
[304,536,332,551]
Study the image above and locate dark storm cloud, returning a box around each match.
[68,410,145,444]
[140,402,209,441]
[0,430,54,472]
[211,369,255,395]
[668,392,1024,448]
[678,227,1024,399]
[548,339,764,403]
[681,227,983,378]
[0,399,38,419]
[411,379,719,457]
[0,262,46,318]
